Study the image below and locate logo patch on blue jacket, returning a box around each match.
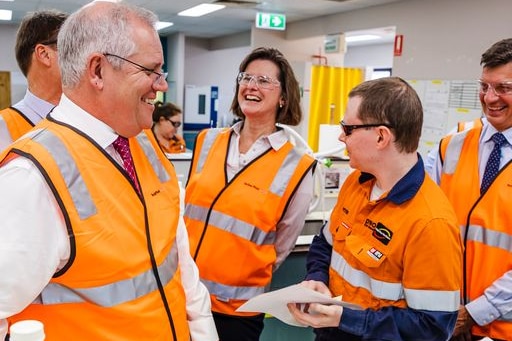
[365,219,393,245]
[373,222,392,245]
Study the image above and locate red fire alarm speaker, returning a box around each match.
[394,34,403,56]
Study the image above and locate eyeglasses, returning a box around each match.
[103,53,168,85]
[165,118,181,128]
[340,120,393,136]
[237,72,280,90]
[477,80,512,96]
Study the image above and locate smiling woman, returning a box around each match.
[183,46,317,341]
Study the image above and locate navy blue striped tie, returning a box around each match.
[481,132,506,194]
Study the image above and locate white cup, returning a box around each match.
[9,320,45,341]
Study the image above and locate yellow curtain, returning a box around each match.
[307,65,363,152]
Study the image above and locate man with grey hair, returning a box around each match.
[0,2,218,340]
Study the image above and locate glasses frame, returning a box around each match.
[477,80,512,96]
[103,53,168,85]
[165,117,182,128]
[237,72,280,90]
[340,120,393,136]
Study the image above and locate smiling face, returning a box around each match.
[237,59,282,124]
[103,18,168,137]
[480,62,512,131]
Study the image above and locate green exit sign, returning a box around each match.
[256,12,286,31]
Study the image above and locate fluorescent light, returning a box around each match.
[156,21,173,31]
[0,9,12,20]
[345,34,380,43]
[178,4,225,17]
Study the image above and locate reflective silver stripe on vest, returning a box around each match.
[0,115,14,144]
[196,128,223,173]
[201,278,265,301]
[35,243,179,306]
[32,129,96,219]
[331,250,459,311]
[442,129,471,174]
[269,147,303,196]
[185,204,276,245]
[136,132,170,183]
[463,224,512,252]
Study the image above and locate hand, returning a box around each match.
[287,301,343,328]
[286,280,342,328]
[299,280,332,296]
[450,305,475,341]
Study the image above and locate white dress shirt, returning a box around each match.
[228,122,314,269]
[0,94,218,340]
[0,89,54,151]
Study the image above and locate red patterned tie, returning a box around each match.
[112,136,140,194]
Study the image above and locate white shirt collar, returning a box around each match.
[49,94,118,149]
[231,120,288,151]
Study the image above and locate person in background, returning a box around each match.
[0,10,67,151]
[425,38,512,341]
[152,101,186,153]
[288,77,463,341]
[184,47,317,341]
[0,2,217,340]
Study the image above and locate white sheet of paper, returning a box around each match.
[236,284,361,327]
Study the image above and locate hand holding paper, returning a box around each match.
[236,283,360,327]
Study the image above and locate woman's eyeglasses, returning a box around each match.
[340,120,393,136]
[165,118,181,128]
[237,72,280,90]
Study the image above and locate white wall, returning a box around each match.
[286,0,511,80]
[184,39,250,127]
[344,43,394,70]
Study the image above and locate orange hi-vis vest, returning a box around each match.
[440,119,512,340]
[1,118,190,341]
[0,107,34,144]
[326,169,461,313]
[184,128,316,316]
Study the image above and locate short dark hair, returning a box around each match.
[15,10,68,77]
[152,101,182,123]
[230,47,302,126]
[348,77,423,153]
[480,38,512,68]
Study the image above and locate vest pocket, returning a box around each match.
[345,234,387,268]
